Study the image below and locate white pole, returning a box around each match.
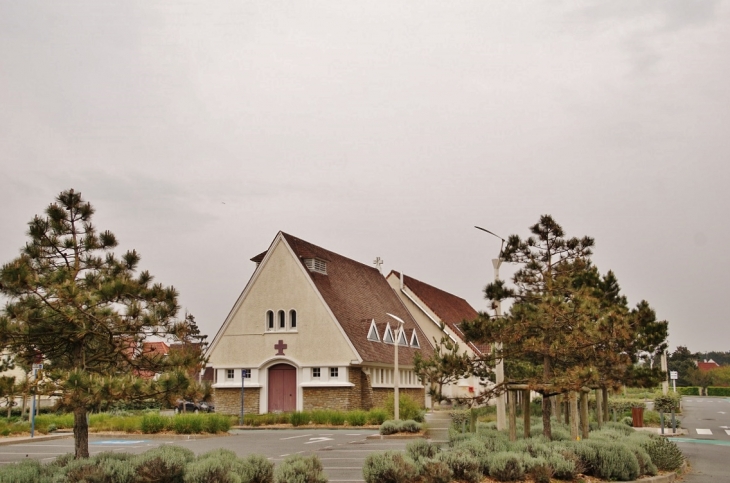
[394,324,399,421]
[493,258,507,431]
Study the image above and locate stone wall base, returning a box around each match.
[214,388,260,415]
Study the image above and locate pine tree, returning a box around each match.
[0,189,203,458]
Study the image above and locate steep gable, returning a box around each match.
[280,233,433,365]
[388,271,488,356]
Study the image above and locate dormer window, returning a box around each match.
[410,330,420,348]
[383,324,394,344]
[367,320,380,342]
[304,258,327,274]
[397,329,408,347]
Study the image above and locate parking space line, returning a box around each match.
[696,429,713,435]
[280,434,313,440]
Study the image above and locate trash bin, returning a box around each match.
[631,407,644,428]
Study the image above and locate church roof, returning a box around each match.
[389,271,489,356]
[278,233,433,365]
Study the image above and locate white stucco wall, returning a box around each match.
[208,237,359,372]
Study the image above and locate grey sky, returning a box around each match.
[1,1,728,353]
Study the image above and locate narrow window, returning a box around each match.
[226,369,235,380]
[312,367,321,378]
[330,367,339,378]
[242,369,251,379]
[278,310,285,329]
[266,311,274,331]
[397,329,408,346]
[289,310,297,329]
[383,325,394,344]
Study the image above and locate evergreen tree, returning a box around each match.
[0,189,203,458]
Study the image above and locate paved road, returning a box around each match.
[672,396,730,483]
[0,429,415,483]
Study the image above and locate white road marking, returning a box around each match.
[718,411,727,414]
[696,428,713,435]
[280,434,312,440]
[725,430,730,436]
[304,437,334,444]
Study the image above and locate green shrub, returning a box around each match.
[96,457,136,483]
[603,421,635,435]
[133,445,195,483]
[380,420,399,435]
[608,398,646,412]
[363,451,418,483]
[384,393,425,422]
[173,414,204,434]
[707,387,730,397]
[309,410,329,425]
[488,452,524,482]
[238,454,274,483]
[523,456,552,483]
[640,434,685,471]
[63,459,108,483]
[290,411,310,427]
[399,420,421,433]
[327,411,345,426]
[204,414,233,433]
[452,438,490,474]
[0,459,44,483]
[141,413,168,433]
[677,386,700,396]
[654,393,681,413]
[406,439,440,460]
[548,452,581,480]
[585,440,640,481]
[346,410,368,426]
[624,441,658,477]
[183,456,234,483]
[436,449,481,483]
[274,454,327,483]
[415,458,452,483]
[367,408,388,425]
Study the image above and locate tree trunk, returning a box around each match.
[508,391,517,441]
[21,392,27,421]
[541,395,552,439]
[602,388,609,422]
[580,391,589,439]
[568,392,579,440]
[595,388,603,428]
[73,406,90,459]
[564,395,570,424]
[523,389,531,439]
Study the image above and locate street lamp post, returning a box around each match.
[386,313,405,421]
[475,226,507,432]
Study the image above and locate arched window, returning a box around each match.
[266,311,274,331]
[278,310,286,329]
[289,310,297,329]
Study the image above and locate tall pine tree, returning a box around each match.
[0,189,203,458]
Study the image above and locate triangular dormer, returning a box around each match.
[383,324,394,344]
[397,328,408,347]
[367,319,380,342]
[410,330,420,348]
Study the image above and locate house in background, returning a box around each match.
[698,359,721,371]
[386,271,488,403]
[206,232,433,415]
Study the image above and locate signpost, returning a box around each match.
[30,364,43,438]
[670,370,678,393]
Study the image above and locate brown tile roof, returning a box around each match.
[390,271,489,356]
[272,233,433,365]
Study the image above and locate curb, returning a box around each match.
[230,425,380,431]
[0,433,72,446]
[365,433,426,440]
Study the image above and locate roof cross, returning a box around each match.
[274,340,287,356]
[373,256,384,274]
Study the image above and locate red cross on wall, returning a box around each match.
[274,340,287,356]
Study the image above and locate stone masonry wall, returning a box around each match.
[214,388,260,415]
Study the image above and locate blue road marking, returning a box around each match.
[91,440,147,445]
[672,438,730,447]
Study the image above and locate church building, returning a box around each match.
[386,271,488,401]
[206,232,434,414]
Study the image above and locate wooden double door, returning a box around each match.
[268,364,296,412]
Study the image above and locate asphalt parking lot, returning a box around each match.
[0,429,417,483]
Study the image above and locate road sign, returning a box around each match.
[670,371,678,380]
[32,363,43,370]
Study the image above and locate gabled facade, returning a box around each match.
[386,271,489,401]
[206,233,433,414]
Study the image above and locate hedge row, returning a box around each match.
[707,387,730,397]
[364,422,685,482]
[242,408,389,427]
[0,446,327,483]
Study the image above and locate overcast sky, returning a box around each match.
[1,1,728,354]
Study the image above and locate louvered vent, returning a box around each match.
[304,258,327,274]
